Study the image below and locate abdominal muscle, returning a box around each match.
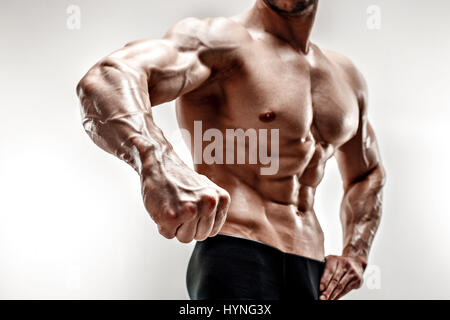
[196,159,326,261]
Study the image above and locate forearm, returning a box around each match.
[340,165,386,266]
[76,58,180,176]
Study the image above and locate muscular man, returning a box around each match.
[77,0,386,300]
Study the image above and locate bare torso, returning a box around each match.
[77,0,385,299]
[175,16,360,260]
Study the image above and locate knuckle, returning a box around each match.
[181,202,198,218]
[152,202,174,221]
[219,190,231,202]
[219,194,231,209]
[330,278,339,285]
[201,194,217,209]
[163,208,176,220]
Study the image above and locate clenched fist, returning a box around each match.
[141,165,231,243]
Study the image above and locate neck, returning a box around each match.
[245,0,318,53]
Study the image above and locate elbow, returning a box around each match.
[76,74,86,98]
[76,66,108,127]
[76,77,88,100]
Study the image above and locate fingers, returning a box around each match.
[151,182,230,243]
[320,259,346,300]
[319,256,365,300]
[329,272,354,300]
[210,191,230,236]
[156,220,178,239]
[175,202,199,243]
[194,188,230,240]
[157,202,197,241]
[194,215,215,241]
[319,257,338,298]
[332,260,364,300]
[176,219,198,243]
[332,275,360,301]
[194,192,218,241]
[154,206,180,239]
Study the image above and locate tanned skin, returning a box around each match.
[77,0,386,300]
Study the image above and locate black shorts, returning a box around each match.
[186,234,325,300]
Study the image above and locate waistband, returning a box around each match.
[200,233,326,265]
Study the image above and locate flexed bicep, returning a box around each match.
[76,18,219,166]
[106,20,213,106]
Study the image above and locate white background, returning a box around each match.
[0,0,449,299]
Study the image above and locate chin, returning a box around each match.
[265,0,316,15]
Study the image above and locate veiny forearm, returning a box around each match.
[340,165,386,266]
[76,58,179,176]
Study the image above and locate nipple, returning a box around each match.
[259,111,276,123]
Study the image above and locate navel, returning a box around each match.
[259,111,276,123]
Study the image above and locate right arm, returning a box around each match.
[76,18,230,243]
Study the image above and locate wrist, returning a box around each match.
[122,133,169,176]
[342,246,369,270]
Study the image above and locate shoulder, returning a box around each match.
[321,48,368,104]
[164,17,252,51]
